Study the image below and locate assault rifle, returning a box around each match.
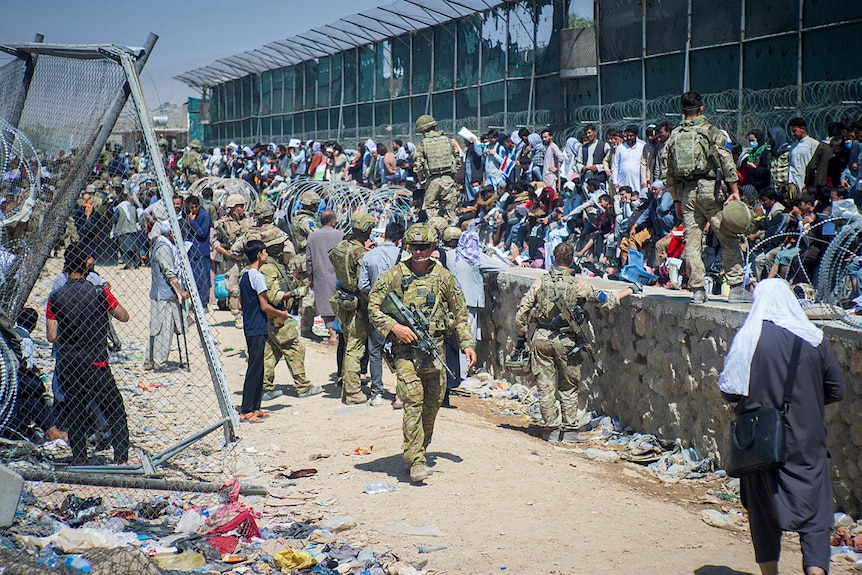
[380,292,458,380]
[549,304,594,359]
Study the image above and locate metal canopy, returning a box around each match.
[175,0,505,88]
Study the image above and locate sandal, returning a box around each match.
[239,413,264,423]
[254,410,270,418]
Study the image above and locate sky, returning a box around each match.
[2,0,383,106]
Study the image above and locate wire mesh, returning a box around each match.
[0,42,241,496]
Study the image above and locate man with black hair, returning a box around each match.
[47,242,130,465]
[359,221,406,406]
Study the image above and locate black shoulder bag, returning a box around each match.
[727,335,802,478]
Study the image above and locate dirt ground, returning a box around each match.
[202,305,840,575]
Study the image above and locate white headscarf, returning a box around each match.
[718,279,823,396]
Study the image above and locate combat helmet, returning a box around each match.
[721,200,753,235]
[299,190,321,207]
[225,193,246,208]
[404,223,438,245]
[253,200,276,219]
[415,114,437,133]
[504,348,531,377]
[442,227,462,242]
[350,211,375,232]
[189,139,202,151]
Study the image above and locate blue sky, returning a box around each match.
[2,0,382,105]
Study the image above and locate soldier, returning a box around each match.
[368,223,476,484]
[291,190,321,336]
[663,91,748,304]
[182,139,206,184]
[513,242,637,444]
[413,115,461,224]
[329,212,375,405]
[257,226,323,400]
[214,194,250,328]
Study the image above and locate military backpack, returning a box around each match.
[669,122,714,179]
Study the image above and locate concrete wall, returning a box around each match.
[479,268,862,515]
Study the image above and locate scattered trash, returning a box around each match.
[700,509,747,532]
[274,548,318,571]
[379,523,443,537]
[363,481,398,495]
[418,544,448,553]
[322,515,357,532]
[152,549,207,570]
[344,445,374,456]
[284,468,318,479]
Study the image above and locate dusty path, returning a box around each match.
[205,306,817,575]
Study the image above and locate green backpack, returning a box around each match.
[671,123,713,178]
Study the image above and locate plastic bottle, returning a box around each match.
[35,555,61,569]
[64,555,92,574]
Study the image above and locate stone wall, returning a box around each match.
[479,268,862,515]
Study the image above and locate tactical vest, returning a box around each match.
[219,217,249,245]
[391,262,453,336]
[329,239,365,293]
[534,269,577,325]
[292,212,316,252]
[423,133,456,176]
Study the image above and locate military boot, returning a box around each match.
[728,284,753,303]
[542,428,561,443]
[343,392,367,405]
[410,464,432,483]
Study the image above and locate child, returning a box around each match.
[8,308,67,442]
[238,240,290,423]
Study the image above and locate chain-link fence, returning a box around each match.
[0,40,241,500]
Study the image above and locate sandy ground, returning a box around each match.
[200,305,831,575]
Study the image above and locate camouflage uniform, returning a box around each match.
[329,235,369,400]
[514,268,621,432]
[260,246,311,395]
[368,254,474,472]
[663,114,742,290]
[414,129,461,224]
[291,200,319,333]
[215,211,250,323]
[183,145,205,184]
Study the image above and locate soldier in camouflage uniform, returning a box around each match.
[368,223,476,484]
[214,194,250,328]
[182,139,206,184]
[329,212,375,405]
[514,243,636,444]
[413,115,461,224]
[255,226,324,400]
[291,191,321,336]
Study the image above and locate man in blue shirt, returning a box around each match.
[358,222,405,406]
[633,180,678,267]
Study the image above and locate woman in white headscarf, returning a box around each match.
[719,278,843,575]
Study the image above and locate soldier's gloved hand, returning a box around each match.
[514,338,526,351]
[628,282,643,295]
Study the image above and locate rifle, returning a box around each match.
[380,292,458,381]
[549,305,594,359]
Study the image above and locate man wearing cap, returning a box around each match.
[292,191,321,336]
[631,180,678,267]
[215,194,250,327]
[413,115,461,224]
[146,222,190,371]
[330,212,375,404]
[258,227,322,400]
[663,91,748,304]
[368,223,475,483]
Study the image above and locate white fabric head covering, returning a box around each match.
[718,278,823,396]
[159,220,172,236]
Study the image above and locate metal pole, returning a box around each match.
[21,469,267,496]
[5,33,43,132]
[9,34,158,320]
[683,0,692,93]
[116,50,240,446]
[594,0,603,135]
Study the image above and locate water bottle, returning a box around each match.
[64,555,91,574]
[35,555,61,569]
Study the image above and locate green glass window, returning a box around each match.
[280,115,292,138]
[375,101,391,126]
[411,94,429,120]
[305,59,318,111]
[329,107,340,132]
[645,54,685,98]
[392,96,410,125]
[479,82,504,117]
[358,103,374,128]
[692,0,740,47]
[535,76,560,111]
[293,113,303,135]
[303,111,315,133]
[283,67,296,114]
[341,105,357,130]
[457,18,480,88]
[261,71,272,116]
[261,116,272,140]
[251,75,261,118]
[507,79,531,115]
[271,69,284,114]
[434,23,455,91]
[481,7,507,84]
[359,45,376,102]
[376,41,390,100]
[745,0,796,38]
[391,35,410,98]
[343,49,357,104]
[535,0,561,76]
[600,61,642,103]
[294,62,305,111]
[646,0,687,55]
[432,91,454,121]
[508,2,534,78]
[330,53,343,106]
[690,46,739,94]
[456,87,479,119]
[317,56,331,108]
[412,30,432,94]
[316,109,328,132]
[743,36,796,89]
[242,118,253,140]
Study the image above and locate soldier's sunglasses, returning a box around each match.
[410,243,432,251]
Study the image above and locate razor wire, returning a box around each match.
[0,41,245,495]
[572,78,862,141]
